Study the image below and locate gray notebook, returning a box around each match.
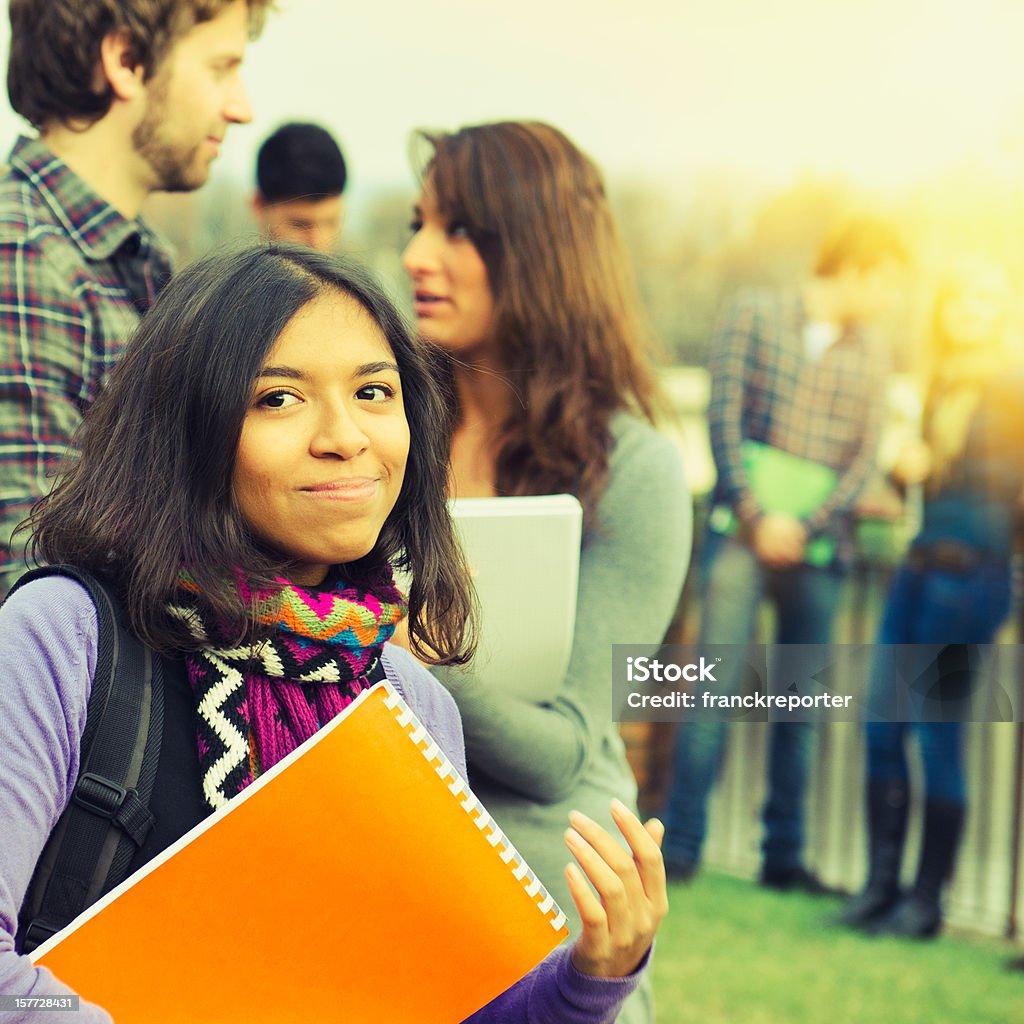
[449,494,583,703]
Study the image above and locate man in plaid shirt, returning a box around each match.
[663,220,908,890]
[0,0,269,592]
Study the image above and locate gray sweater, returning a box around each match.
[437,415,691,934]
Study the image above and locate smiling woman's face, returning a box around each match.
[232,290,410,585]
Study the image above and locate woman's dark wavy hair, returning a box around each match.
[26,244,475,664]
[412,120,665,525]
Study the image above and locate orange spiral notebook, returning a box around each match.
[31,680,569,1023]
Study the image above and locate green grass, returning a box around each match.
[651,871,1024,1024]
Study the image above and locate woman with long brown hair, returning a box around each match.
[403,121,690,1024]
[840,254,1024,939]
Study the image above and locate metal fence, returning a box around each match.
[701,575,1024,940]
[641,513,1024,942]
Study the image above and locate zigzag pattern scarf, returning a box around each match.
[169,569,407,811]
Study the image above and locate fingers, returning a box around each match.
[572,805,641,874]
[564,860,605,930]
[609,800,669,908]
[564,819,631,920]
[610,799,662,852]
[565,803,669,924]
[563,801,669,979]
[644,816,666,847]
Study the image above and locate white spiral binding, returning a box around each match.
[382,683,568,933]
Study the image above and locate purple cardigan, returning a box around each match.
[0,577,643,1023]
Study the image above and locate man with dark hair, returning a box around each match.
[662,217,908,890]
[252,122,347,252]
[0,0,270,591]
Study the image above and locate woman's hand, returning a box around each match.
[751,512,806,569]
[563,799,668,978]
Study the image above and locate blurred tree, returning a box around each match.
[137,163,1024,379]
[341,185,417,313]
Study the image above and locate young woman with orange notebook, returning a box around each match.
[0,246,667,1022]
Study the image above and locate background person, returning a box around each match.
[840,254,1024,939]
[0,0,265,593]
[661,218,908,891]
[252,121,347,251]
[0,245,667,1021]
[402,120,690,1024]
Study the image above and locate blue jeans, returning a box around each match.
[865,561,1011,805]
[663,531,844,870]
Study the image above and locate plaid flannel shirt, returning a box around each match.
[707,287,887,554]
[0,136,173,592]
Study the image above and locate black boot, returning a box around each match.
[839,780,908,928]
[873,798,965,939]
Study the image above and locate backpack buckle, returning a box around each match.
[73,772,127,818]
[22,917,60,954]
[72,772,155,846]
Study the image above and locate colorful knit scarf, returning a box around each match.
[169,569,407,811]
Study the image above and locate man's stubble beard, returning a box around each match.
[131,74,207,193]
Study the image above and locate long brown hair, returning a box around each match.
[27,245,475,665]
[414,121,663,523]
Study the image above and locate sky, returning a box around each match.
[2,0,1024,203]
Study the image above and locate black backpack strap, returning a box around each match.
[9,564,164,954]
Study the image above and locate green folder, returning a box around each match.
[708,441,838,567]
